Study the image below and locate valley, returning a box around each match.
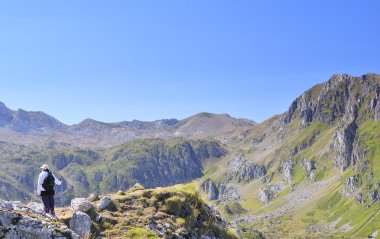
[1,73,380,238]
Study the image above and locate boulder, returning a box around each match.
[69,211,92,237]
[97,196,112,210]
[71,198,93,212]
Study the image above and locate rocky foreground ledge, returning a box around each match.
[0,184,238,239]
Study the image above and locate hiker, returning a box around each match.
[37,164,62,216]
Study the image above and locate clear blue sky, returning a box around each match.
[0,1,379,125]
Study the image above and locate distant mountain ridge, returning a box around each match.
[0,101,256,146]
[0,102,66,132]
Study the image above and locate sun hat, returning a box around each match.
[40,164,49,170]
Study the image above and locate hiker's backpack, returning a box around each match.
[42,172,55,191]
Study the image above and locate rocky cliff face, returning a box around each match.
[224,155,266,183]
[200,178,219,200]
[283,73,380,171]
[0,102,13,127]
[283,73,380,127]
[0,138,226,205]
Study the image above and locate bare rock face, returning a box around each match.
[333,121,358,172]
[343,175,362,197]
[219,184,240,201]
[200,179,219,200]
[368,190,379,203]
[283,73,380,127]
[283,160,295,183]
[0,102,13,127]
[69,211,92,238]
[302,159,316,181]
[282,74,380,174]
[224,155,266,183]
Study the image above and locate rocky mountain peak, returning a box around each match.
[0,101,13,127]
[0,102,67,132]
[11,109,67,133]
[283,73,380,126]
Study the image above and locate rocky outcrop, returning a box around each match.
[52,150,99,169]
[0,102,13,127]
[219,184,240,201]
[72,186,236,239]
[333,119,358,171]
[343,175,362,197]
[200,179,219,200]
[283,160,295,183]
[258,182,286,204]
[302,159,316,181]
[224,155,266,183]
[97,196,112,210]
[283,73,380,127]
[0,200,79,239]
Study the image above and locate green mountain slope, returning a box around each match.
[197,73,380,238]
[0,138,225,206]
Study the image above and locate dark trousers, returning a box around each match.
[41,195,55,214]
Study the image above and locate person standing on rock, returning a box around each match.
[37,164,62,217]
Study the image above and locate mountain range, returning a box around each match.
[1,73,380,238]
[0,103,255,147]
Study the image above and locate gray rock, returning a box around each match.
[261,173,274,183]
[357,192,365,204]
[71,198,93,212]
[302,159,316,180]
[283,160,295,183]
[0,207,80,239]
[218,184,240,201]
[224,155,266,183]
[26,202,45,214]
[200,179,219,200]
[369,190,379,203]
[258,181,286,204]
[0,199,13,210]
[69,211,92,237]
[333,121,358,171]
[343,175,362,197]
[97,196,112,210]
